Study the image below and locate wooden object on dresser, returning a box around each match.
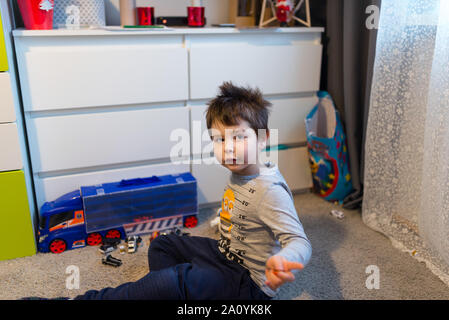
[259,0,311,28]
[229,0,257,27]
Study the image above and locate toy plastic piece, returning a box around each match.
[210,207,221,229]
[99,244,116,255]
[103,237,121,247]
[105,229,121,239]
[87,232,102,246]
[183,215,198,228]
[81,172,197,233]
[102,254,122,267]
[330,209,345,220]
[126,235,142,253]
[98,237,120,254]
[149,227,188,243]
[149,231,160,242]
[124,215,184,237]
[49,239,66,254]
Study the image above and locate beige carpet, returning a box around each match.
[1,192,448,300]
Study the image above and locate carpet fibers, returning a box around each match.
[1,192,448,300]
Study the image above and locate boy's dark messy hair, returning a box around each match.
[205,81,272,137]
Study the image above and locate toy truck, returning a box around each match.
[38,172,198,254]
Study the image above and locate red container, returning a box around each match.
[187,7,205,27]
[18,0,54,30]
[137,7,154,26]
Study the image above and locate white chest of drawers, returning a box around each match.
[13,27,324,209]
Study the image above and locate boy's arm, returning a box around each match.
[257,183,312,267]
[257,183,312,290]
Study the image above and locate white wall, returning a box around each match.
[105,0,229,26]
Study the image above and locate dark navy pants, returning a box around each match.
[74,235,271,300]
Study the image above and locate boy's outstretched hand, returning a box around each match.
[265,255,304,291]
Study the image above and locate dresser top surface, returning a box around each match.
[13,26,325,37]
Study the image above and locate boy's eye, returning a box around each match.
[212,134,246,143]
[213,136,224,143]
[235,134,246,141]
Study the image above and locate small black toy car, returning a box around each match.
[102,254,122,267]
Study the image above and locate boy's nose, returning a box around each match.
[224,140,234,153]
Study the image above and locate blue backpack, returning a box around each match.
[305,91,353,202]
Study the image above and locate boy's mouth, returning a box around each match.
[225,158,239,165]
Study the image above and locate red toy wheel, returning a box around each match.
[87,232,102,246]
[105,229,121,239]
[49,239,67,254]
[184,216,198,228]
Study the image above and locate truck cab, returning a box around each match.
[38,190,124,253]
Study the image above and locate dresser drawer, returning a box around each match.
[0,170,36,260]
[0,72,15,123]
[190,104,212,157]
[28,106,190,173]
[192,156,230,205]
[0,123,22,172]
[275,146,313,191]
[268,96,317,145]
[35,162,189,209]
[0,11,8,72]
[18,46,189,111]
[190,42,322,99]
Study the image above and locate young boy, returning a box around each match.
[71,82,312,300]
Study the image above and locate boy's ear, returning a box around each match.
[257,129,270,150]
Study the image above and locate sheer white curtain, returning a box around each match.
[363,0,449,284]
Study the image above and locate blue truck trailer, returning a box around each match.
[38,172,198,254]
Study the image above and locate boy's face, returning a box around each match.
[210,120,268,176]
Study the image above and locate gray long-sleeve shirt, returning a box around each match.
[218,161,312,297]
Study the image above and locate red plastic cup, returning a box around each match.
[137,7,154,26]
[18,0,54,30]
[187,7,205,27]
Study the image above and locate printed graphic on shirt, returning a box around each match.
[218,183,259,266]
[220,188,234,234]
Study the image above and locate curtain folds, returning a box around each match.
[325,0,380,209]
[362,0,449,284]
